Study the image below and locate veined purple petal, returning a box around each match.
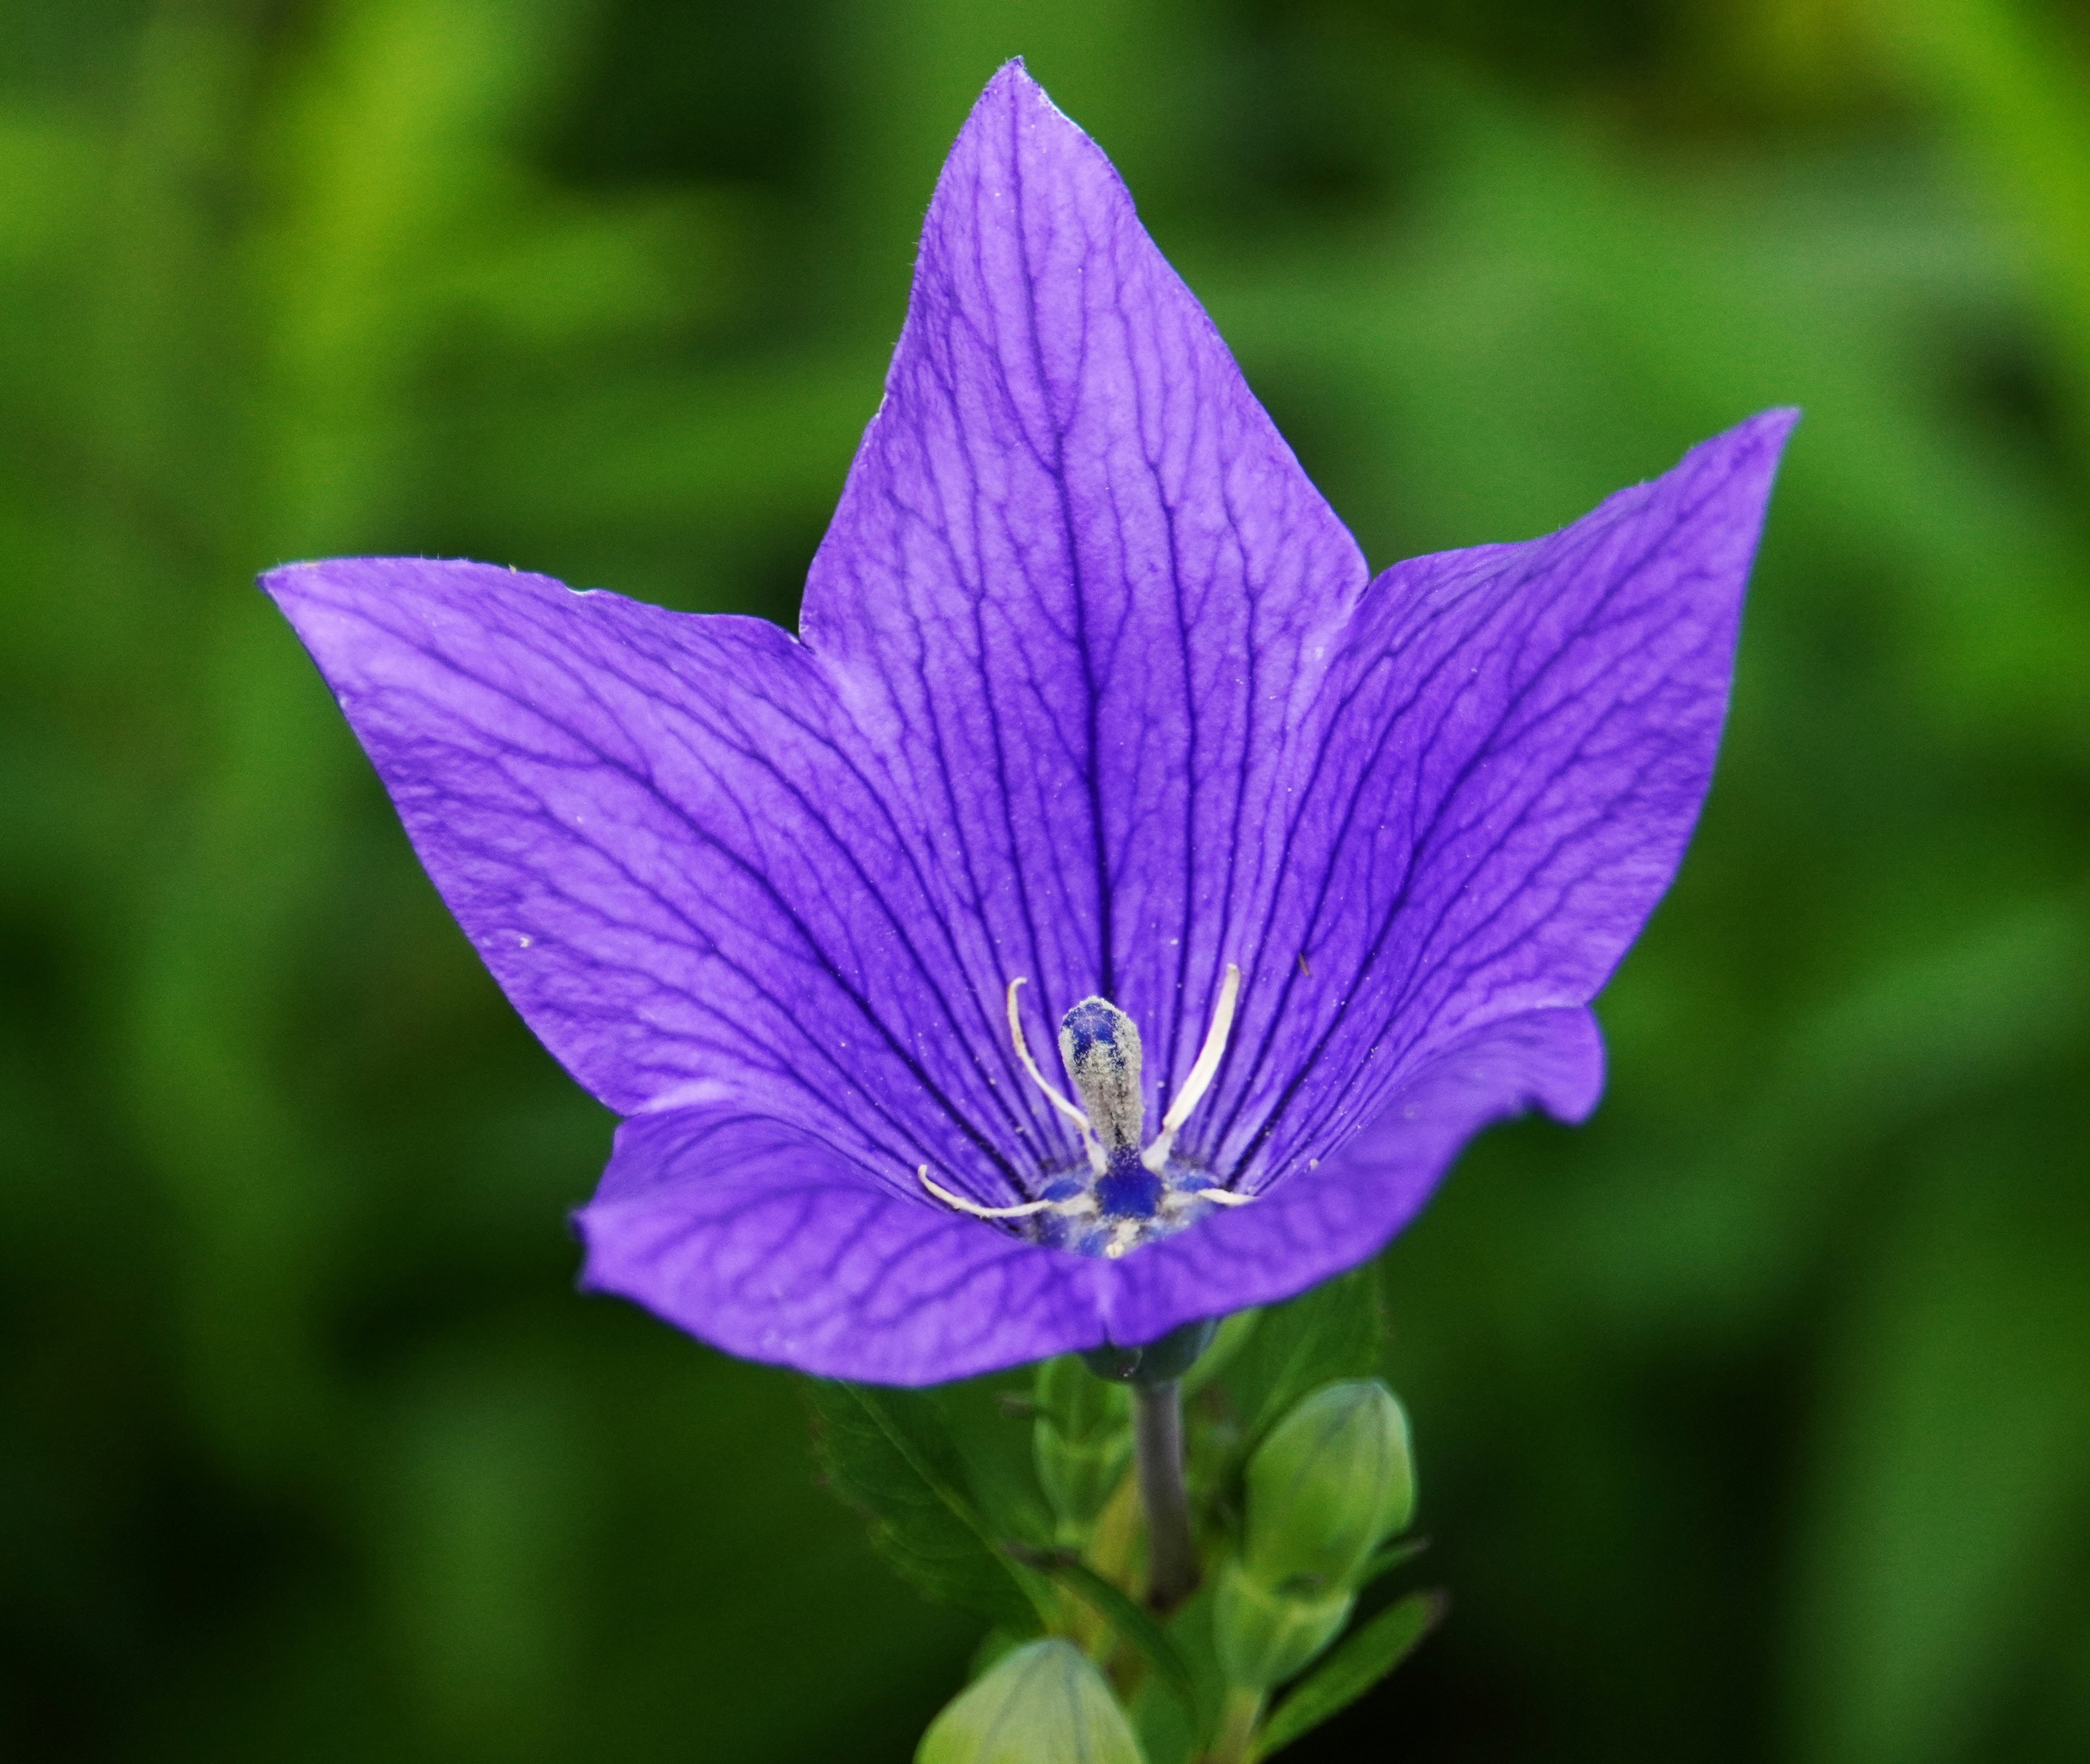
[576,1104,1104,1384]
[804,63,1369,1110]
[1197,411,1797,1193]
[1102,1007,1605,1350]
[262,557,1044,1197]
[574,1008,1596,1380]
[262,62,1795,1384]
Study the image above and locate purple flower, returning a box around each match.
[263,64,1792,1385]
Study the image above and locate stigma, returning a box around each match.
[917,964,1250,1258]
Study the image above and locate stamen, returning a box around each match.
[1007,979,1104,1173]
[946,972,1251,1255]
[1140,962,1241,1173]
[917,1164,1054,1220]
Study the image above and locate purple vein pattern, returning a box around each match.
[263,64,1793,1384]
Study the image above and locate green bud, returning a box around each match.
[1212,1556,1354,1690]
[1034,1357,1134,1540]
[917,1638,1146,1764]
[1242,1379,1413,1593]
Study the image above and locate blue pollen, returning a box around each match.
[1093,1149,1164,1221]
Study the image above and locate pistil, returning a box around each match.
[919,966,1253,1251]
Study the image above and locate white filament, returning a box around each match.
[917,966,1256,1231]
[1140,962,1241,1173]
[1007,977,1105,1173]
[916,1165,1055,1219]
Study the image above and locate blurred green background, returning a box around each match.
[3,0,2087,1759]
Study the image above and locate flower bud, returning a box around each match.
[1034,1357,1134,1540]
[1212,1556,1354,1690]
[917,1638,1145,1764]
[1242,1379,1413,1593]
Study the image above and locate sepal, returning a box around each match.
[1081,1318,1219,1387]
[1211,1558,1354,1692]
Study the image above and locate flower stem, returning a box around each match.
[1133,1378,1197,1612]
[1207,1686,1264,1764]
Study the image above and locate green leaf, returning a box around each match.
[1183,1308,1262,1395]
[1131,1585,1227,1764]
[1253,1590,1446,1759]
[807,1380,1048,1627]
[939,1369,1059,1544]
[1220,1268,1387,1448]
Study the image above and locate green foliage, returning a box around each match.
[1182,1308,1262,1394]
[1217,1270,1387,1451]
[1253,1592,1447,1759]
[1130,1586,1232,1764]
[808,1381,1050,1630]
[1022,1552,1203,1732]
[1034,1355,1135,1542]
[3,2,2089,1760]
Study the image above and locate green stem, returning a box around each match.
[1208,1685,1264,1764]
[1133,1378,1197,1612]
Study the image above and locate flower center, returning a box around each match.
[916,966,1251,1258]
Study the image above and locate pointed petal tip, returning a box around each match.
[1741,403,1801,450]
[1708,405,1801,472]
[258,556,405,610]
[967,56,1092,152]
[256,559,319,600]
[1655,405,1798,529]
[981,56,1044,106]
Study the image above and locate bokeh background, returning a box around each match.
[4,1,2087,1759]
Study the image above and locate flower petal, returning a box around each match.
[576,1011,1598,1382]
[261,48,1796,1382]
[1200,411,1796,1185]
[1101,1006,1605,1349]
[576,1103,1105,1382]
[802,62,1369,1106]
[262,557,1049,1202]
